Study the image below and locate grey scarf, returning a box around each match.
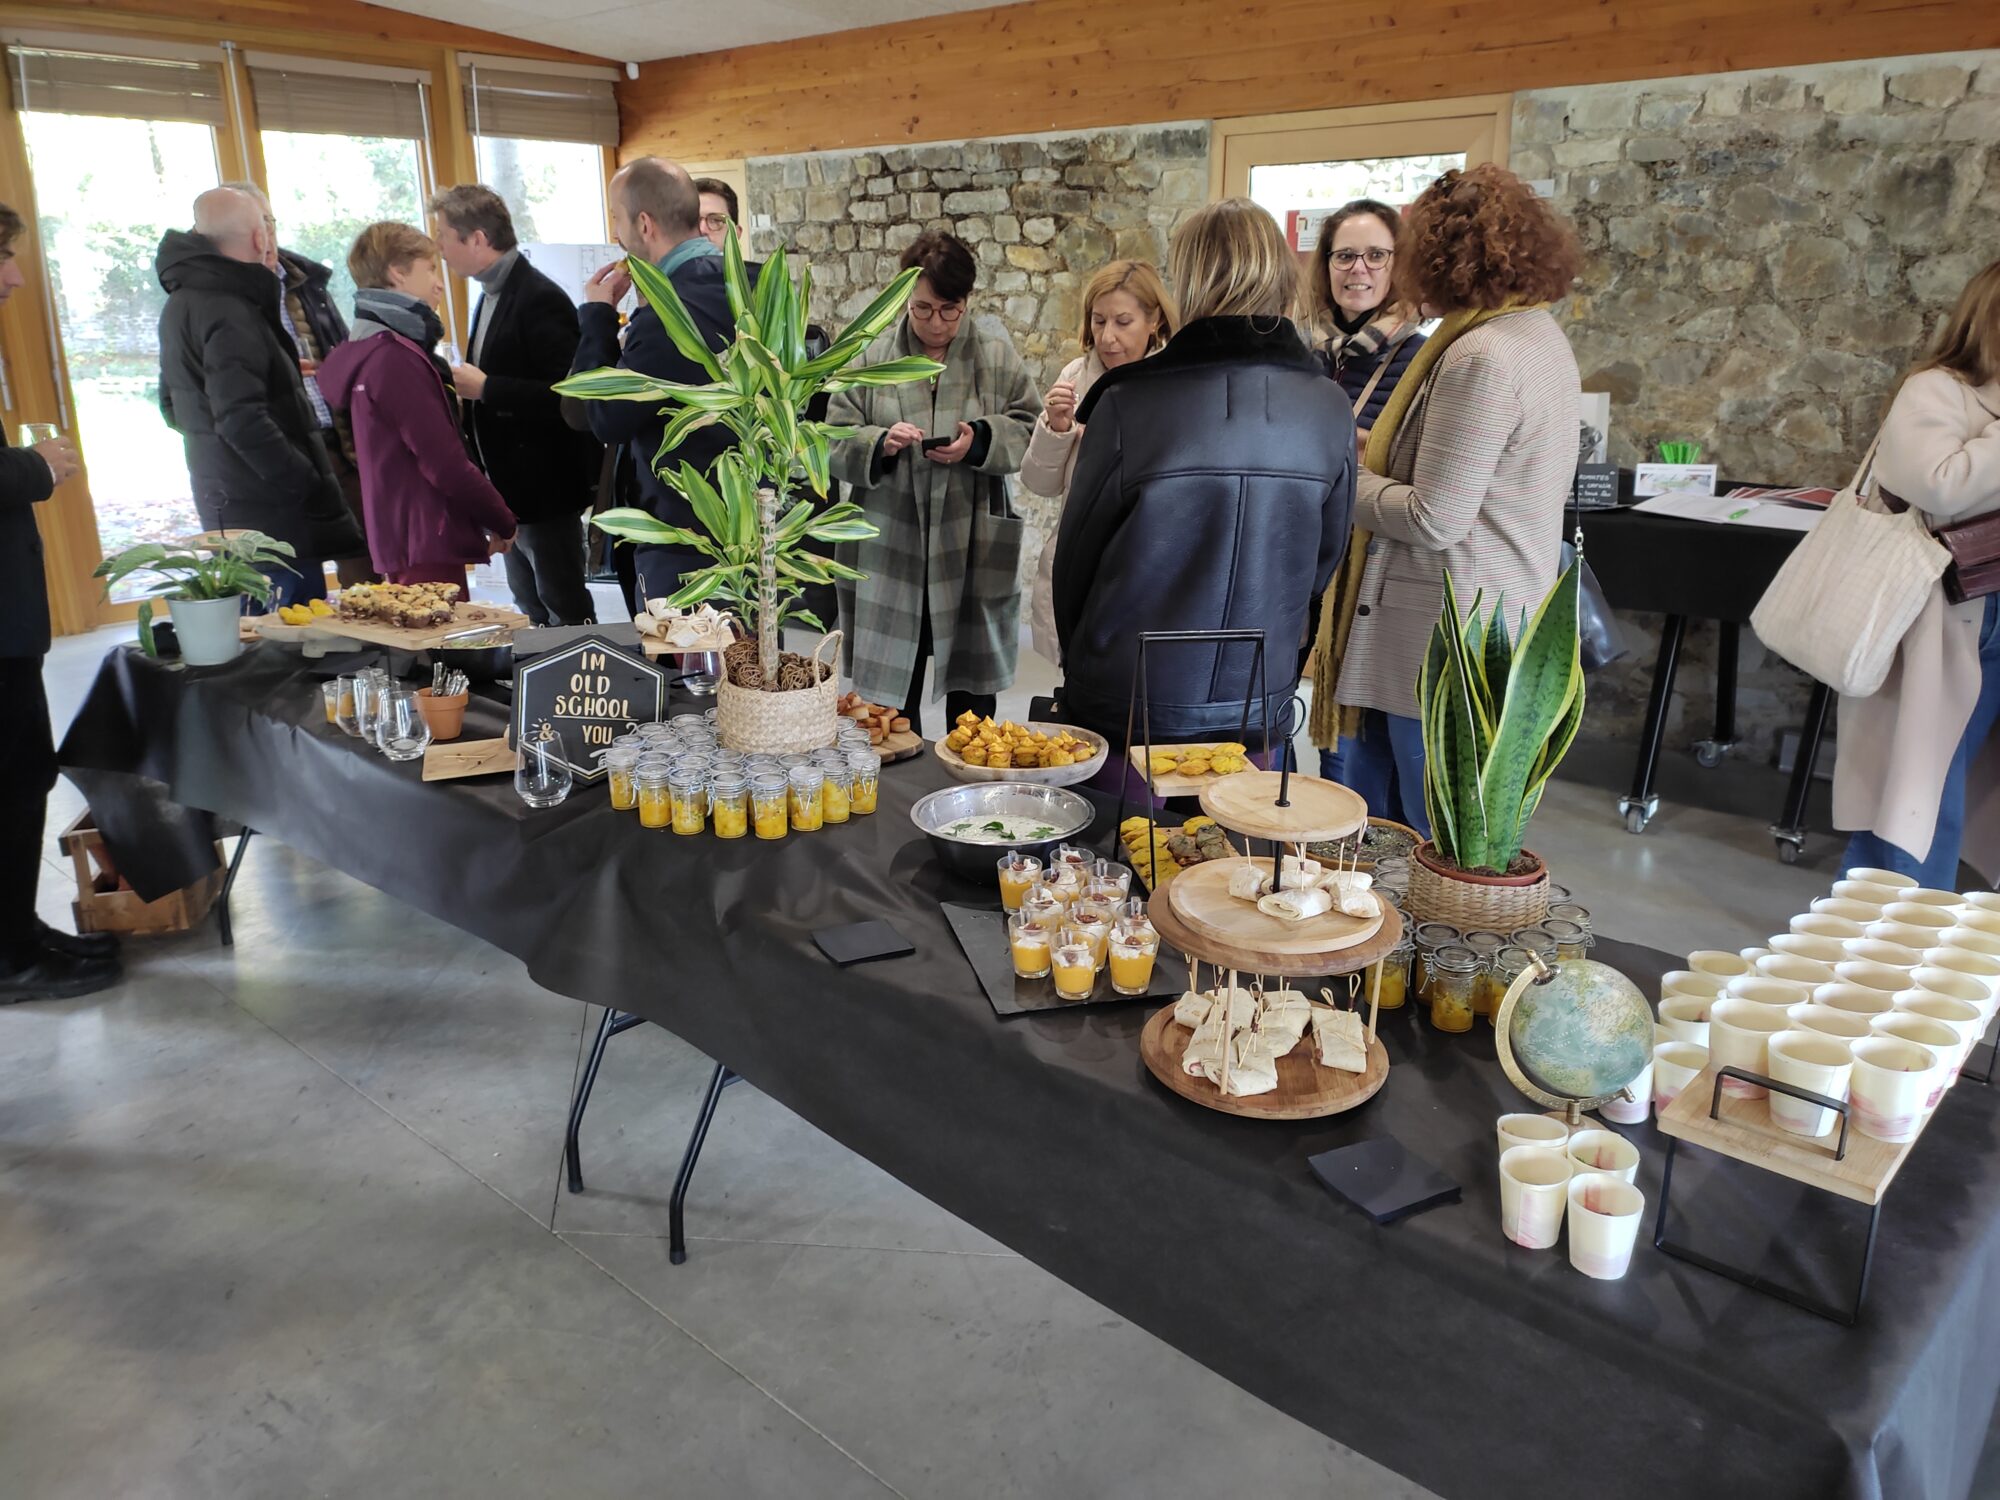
[351,287,453,389]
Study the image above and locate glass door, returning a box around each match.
[261,130,429,320]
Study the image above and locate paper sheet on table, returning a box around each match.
[519,243,637,316]
[1632,493,1823,533]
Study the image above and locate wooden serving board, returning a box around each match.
[1140,1003,1389,1120]
[639,628,739,658]
[1130,741,1257,797]
[877,728,924,764]
[1166,858,1384,956]
[1656,1064,1922,1206]
[421,737,518,781]
[934,720,1109,787]
[1200,771,1368,845]
[1149,891,1402,980]
[249,602,528,653]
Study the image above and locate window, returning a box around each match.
[1249,154,1466,253]
[473,136,606,246]
[462,58,618,246]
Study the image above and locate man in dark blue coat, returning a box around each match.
[570,156,741,602]
[0,203,121,1002]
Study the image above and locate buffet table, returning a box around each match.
[58,643,2000,1500]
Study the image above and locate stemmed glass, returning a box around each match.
[516,728,574,808]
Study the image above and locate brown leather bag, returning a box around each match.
[1880,488,2000,604]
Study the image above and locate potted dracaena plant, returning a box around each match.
[1405,556,1584,933]
[555,229,940,754]
[93,531,298,667]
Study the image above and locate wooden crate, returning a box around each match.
[58,812,226,936]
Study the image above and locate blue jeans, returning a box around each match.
[1844,594,2000,888]
[1320,709,1431,836]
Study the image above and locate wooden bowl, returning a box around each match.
[932,720,1110,787]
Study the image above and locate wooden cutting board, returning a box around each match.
[250,602,528,653]
[1140,1003,1389,1120]
[877,728,924,764]
[1166,857,1384,956]
[1129,740,1258,797]
[421,737,518,781]
[1200,771,1368,845]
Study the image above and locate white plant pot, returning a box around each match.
[167,595,245,666]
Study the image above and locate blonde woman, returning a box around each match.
[1020,260,1176,663]
[1836,258,2000,887]
[1305,198,1427,444]
[1051,199,1353,745]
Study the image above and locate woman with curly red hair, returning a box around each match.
[1309,163,1583,833]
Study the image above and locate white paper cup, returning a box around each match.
[1815,897,1888,923]
[1600,1057,1652,1124]
[1882,902,1956,933]
[1866,1013,1956,1105]
[1849,1036,1944,1143]
[1566,1127,1640,1184]
[1496,1112,1571,1158]
[1660,969,1727,1003]
[1498,1146,1571,1250]
[1652,1041,1707,1110]
[1787,1002,1875,1041]
[1756,953,1837,990]
[1567,1173,1645,1281]
[1687,950,1752,979]
[1844,866,1914,891]
[1864,921,1945,954]
[1790,913,1866,942]
[1892,992,1983,1077]
[1845,935,1925,969]
[1951,909,2000,939]
[1918,947,2000,1011]
[1765,1030,1854,1138]
[1941,925,2000,960]
[1834,959,1912,998]
[1897,887,1965,910]
[1769,933,1849,965]
[1830,881,1895,908]
[1726,974,1812,1008]
[1709,998,1791,1097]
[1658,996,1712,1046]
[1739,946,1772,964]
[1814,981,1897,1018]
[1907,965,1990,1014]
[1955,891,2000,918]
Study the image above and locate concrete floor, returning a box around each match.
[0,624,1961,1498]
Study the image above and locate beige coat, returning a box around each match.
[1832,369,2000,880]
[1017,349,1104,664]
[1334,308,1581,716]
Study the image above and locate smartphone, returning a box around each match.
[920,434,954,452]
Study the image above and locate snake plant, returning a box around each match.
[554,229,939,690]
[1417,558,1584,875]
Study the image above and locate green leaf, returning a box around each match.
[627,254,725,381]
[136,599,158,657]
[1482,597,1513,709]
[590,508,705,548]
[830,265,926,351]
[800,429,832,498]
[721,221,753,325]
[667,462,732,547]
[776,553,836,586]
[1476,559,1582,869]
[710,454,761,550]
[656,403,723,463]
[772,498,817,546]
[824,355,948,391]
[804,508,881,543]
[667,570,732,608]
[789,607,826,633]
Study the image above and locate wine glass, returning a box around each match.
[20,422,58,447]
[374,688,432,762]
[516,728,574,808]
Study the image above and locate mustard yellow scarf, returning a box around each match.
[1308,303,1542,751]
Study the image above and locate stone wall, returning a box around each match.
[1512,50,2000,757]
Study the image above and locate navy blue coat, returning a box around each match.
[1320,325,1427,432]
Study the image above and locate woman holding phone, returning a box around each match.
[829,231,1041,734]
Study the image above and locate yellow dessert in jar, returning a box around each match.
[822,771,852,824]
[751,776,788,840]
[608,767,637,810]
[636,775,671,830]
[1108,944,1156,995]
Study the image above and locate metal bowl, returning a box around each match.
[911,782,1096,880]
[426,639,514,685]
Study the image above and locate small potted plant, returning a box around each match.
[1406,558,1584,932]
[93,531,298,667]
[556,232,939,754]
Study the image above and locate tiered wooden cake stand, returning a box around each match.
[1140,771,1403,1120]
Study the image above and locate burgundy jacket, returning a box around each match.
[317,330,514,574]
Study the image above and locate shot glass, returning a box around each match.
[996,851,1043,912]
[1107,923,1159,997]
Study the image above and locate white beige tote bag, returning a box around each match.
[1750,435,1949,698]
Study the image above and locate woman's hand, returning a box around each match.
[1044,379,1077,433]
[924,422,976,465]
[881,421,926,457]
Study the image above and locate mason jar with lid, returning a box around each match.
[821,763,854,824]
[1367,932,1414,1010]
[788,765,826,832]
[1544,882,1573,904]
[635,767,673,831]
[750,771,789,840]
[1411,921,1462,999]
[604,745,642,811]
[1461,930,1508,1018]
[1489,944,1537,1027]
[1534,917,1593,961]
[1511,926,1557,965]
[1426,944,1480,1033]
[846,751,880,815]
[668,768,708,835]
[709,771,749,839]
[1547,901,1592,936]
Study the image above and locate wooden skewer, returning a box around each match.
[1220,967,1237,1095]
[1366,951,1382,1048]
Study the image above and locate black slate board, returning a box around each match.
[942,901,1188,1017]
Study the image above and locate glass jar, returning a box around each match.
[997,852,1043,911]
[845,751,880,815]
[1535,917,1593,961]
[1426,944,1480,1033]
[1069,898,1115,969]
[1367,934,1414,1011]
[1462,930,1508,1018]
[668,769,707,835]
[1489,945,1536,1028]
[1009,909,1054,979]
[788,765,825,832]
[1547,901,1592,936]
[709,771,749,839]
[1411,921,1462,998]
[750,772,789,840]
[1544,882,1573,904]
[821,765,853,824]
[605,746,642,810]
[636,768,672,830]
[1088,858,1133,905]
[1051,928,1098,1001]
[1512,927,1557,965]
[1108,920,1161,997]
[778,752,811,771]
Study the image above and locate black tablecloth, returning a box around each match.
[1571,503,1805,623]
[58,643,2000,1500]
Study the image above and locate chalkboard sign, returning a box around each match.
[1572,463,1620,510]
[512,635,666,783]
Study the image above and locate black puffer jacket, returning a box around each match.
[155,230,360,558]
[1052,317,1354,743]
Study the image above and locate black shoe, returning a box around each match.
[37,921,120,961]
[0,946,124,1004]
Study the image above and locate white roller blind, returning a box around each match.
[7,45,226,126]
[462,62,618,147]
[250,56,427,139]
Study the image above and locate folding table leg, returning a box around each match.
[1770,681,1834,865]
[669,1063,733,1265]
[216,827,255,947]
[1620,615,1684,834]
[564,1008,650,1194]
[1693,622,1739,768]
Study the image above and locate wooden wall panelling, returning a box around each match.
[616,0,2000,161]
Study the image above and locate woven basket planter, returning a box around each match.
[716,630,841,755]
[1405,840,1551,933]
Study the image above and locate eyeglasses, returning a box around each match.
[700,213,731,232]
[1329,248,1392,269]
[910,301,965,323]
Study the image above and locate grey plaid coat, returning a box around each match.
[828,314,1041,707]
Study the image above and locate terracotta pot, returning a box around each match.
[416,687,468,742]
[1406,839,1552,932]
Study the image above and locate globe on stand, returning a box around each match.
[1493,956,1653,1126]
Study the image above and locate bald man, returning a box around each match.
[156,187,359,605]
[570,157,753,599]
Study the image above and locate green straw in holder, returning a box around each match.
[1656,441,1703,464]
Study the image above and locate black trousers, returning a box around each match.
[900,600,994,738]
[503,515,597,625]
[0,656,56,966]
